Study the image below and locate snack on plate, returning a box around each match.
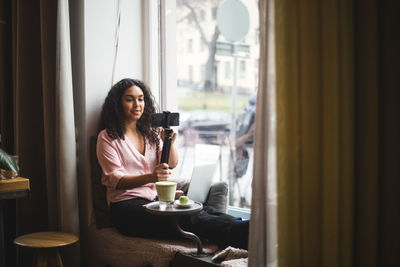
[179,195,189,205]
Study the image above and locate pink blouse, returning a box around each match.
[96,129,162,204]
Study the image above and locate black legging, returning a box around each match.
[110,198,249,249]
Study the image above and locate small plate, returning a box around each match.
[174,199,194,208]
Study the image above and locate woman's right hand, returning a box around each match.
[151,163,171,182]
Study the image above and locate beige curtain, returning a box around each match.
[248,0,277,266]
[56,0,79,235]
[13,0,80,265]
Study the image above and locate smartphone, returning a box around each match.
[151,112,180,127]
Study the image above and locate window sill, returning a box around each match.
[227,206,251,220]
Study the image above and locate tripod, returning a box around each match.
[160,128,173,164]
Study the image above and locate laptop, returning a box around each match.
[186,163,218,203]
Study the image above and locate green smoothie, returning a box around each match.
[155,181,177,203]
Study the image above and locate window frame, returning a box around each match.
[159,0,177,112]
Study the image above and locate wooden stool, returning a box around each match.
[14,231,78,267]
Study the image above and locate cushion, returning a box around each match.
[204,181,228,213]
[90,136,113,229]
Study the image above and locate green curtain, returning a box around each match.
[354,0,400,266]
[275,0,400,266]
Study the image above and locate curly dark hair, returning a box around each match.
[98,78,160,152]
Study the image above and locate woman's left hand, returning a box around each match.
[160,129,177,144]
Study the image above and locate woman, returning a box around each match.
[97,78,248,249]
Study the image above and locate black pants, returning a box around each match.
[110,198,248,249]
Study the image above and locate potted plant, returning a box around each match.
[0,148,19,179]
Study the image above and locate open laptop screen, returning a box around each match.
[186,163,217,203]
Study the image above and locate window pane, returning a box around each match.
[175,0,259,208]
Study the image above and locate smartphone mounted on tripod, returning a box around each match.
[151,111,179,164]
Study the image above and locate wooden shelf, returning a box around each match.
[0,177,30,192]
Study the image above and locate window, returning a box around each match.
[255,27,260,44]
[200,40,206,52]
[212,7,218,19]
[160,0,259,209]
[199,10,206,21]
[187,39,193,53]
[225,62,231,79]
[188,65,193,82]
[200,64,206,81]
[240,60,246,79]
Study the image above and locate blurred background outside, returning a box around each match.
[173,0,259,208]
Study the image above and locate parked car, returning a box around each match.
[178,110,231,145]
